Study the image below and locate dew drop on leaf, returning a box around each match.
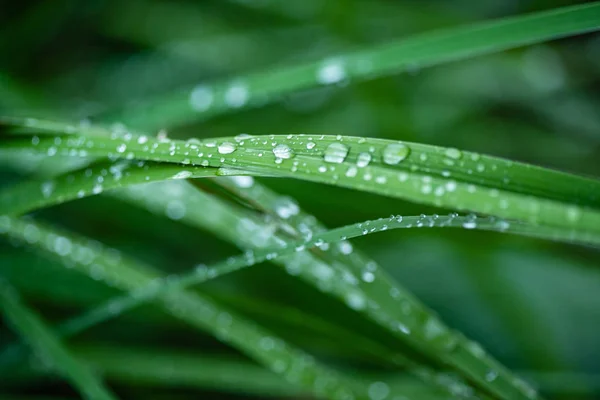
[225,82,249,108]
[382,143,409,165]
[172,171,193,180]
[324,143,349,164]
[356,152,371,167]
[317,60,346,84]
[367,381,390,400]
[444,148,462,160]
[273,144,294,159]
[190,85,214,111]
[218,142,237,154]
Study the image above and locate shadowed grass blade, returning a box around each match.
[0,280,116,400]
[103,2,600,128]
[0,216,369,400]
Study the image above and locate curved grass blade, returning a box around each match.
[2,129,599,244]
[0,211,547,400]
[0,217,369,400]
[102,2,600,128]
[0,158,263,216]
[0,280,116,400]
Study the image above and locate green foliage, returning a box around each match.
[1,1,600,400]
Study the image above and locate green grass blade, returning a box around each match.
[2,128,599,244]
[103,2,600,128]
[0,159,264,216]
[0,280,116,400]
[14,209,545,400]
[0,216,367,400]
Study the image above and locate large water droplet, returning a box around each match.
[382,143,410,165]
[273,144,294,159]
[218,142,237,154]
[324,143,349,164]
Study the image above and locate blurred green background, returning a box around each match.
[1,0,600,399]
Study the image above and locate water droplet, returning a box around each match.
[306,142,316,149]
[324,143,349,164]
[218,142,237,154]
[485,370,498,382]
[368,381,390,400]
[54,236,72,256]
[41,181,55,198]
[172,171,193,180]
[462,221,477,229]
[274,197,300,219]
[345,166,357,177]
[116,144,127,153]
[259,336,276,351]
[190,85,214,111]
[356,152,371,167]
[273,144,294,159]
[317,60,346,84]
[230,176,254,188]
[137,135,148,144]
[165,200,186,220]
[361,271,375,282]
[225,82,249,108]
[345,291,366,310]
[338,241,353,255]
[382,143,410,165]
[445,148,462,160]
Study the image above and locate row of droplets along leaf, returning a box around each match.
[4,129,600,241]
[116,181,483,400]
[6,116,600,206]
[0,211,529,400]
[211,177,541,400]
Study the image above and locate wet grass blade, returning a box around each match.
[102,2,600,128]
[0,216,368,400]
[0,159,262,216]
[1,126,599,244]
[0,280,116,400]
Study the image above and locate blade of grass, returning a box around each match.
[0,216,372,400]
[0,279,116,400]
[102,2,600,128]
[115,180,547,400]
[1,209,547,400]
[1,126,599,245]
[0,158,265,216]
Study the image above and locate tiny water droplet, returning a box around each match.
[444,148,462,160]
